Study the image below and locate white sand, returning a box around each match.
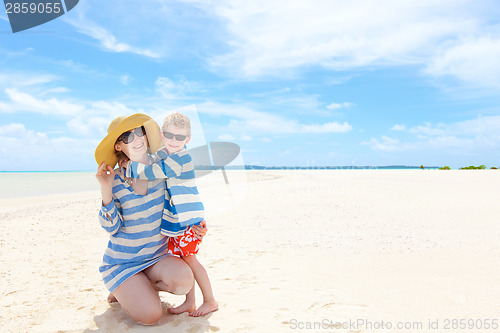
[1,170,499,332]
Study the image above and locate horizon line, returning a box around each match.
[0,164,447,172]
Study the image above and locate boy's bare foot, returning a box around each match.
[107,293,118,304]
[189,300,218,317]
[168,299,196,315]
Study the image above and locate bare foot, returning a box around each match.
[107,293,118,304]
[189,300,218,317]
[168,299,196,315]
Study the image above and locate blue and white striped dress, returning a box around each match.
[98,168,169,292]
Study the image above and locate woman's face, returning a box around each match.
[114,126,149,162]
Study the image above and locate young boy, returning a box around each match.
[125,112,218,317]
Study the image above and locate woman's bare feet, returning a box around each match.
[189,300,218,317]
[168,298,196,314]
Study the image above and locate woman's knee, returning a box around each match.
[161,265,194,295]
[171,261,194,293]
[113,272,164,325]
[130,304,163,326]
[147,257,194,295]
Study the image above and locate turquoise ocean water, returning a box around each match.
[0,166,434,199]
[0,171,99,199]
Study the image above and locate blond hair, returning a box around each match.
[162,112,191,136]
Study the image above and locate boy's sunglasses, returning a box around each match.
[117,126,146,144]
[163,131,188,141]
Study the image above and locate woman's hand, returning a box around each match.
[96,162,115,206]
[192,220,207,241]
[96,162,115,187]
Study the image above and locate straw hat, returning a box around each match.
[95,113,161,167]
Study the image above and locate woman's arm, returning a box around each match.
[96,162,124,234]
[98,200,124,235]
[96,162,115,206]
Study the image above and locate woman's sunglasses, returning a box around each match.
[117,126,146,144]
[163,131,188,141]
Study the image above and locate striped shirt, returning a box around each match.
[126,148,205,237]
[98,168,168,292]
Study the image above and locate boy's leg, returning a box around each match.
[182,254,218,317]
[162,236,196,314]
[167,283,196,314]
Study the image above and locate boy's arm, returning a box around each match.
[125,150,183,180]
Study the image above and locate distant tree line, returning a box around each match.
[437,165,498,170]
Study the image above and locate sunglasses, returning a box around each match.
[163,131,188,141]
[117,126,146,144]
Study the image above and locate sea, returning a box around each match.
[0,171,98,199]
[0,166,437,199]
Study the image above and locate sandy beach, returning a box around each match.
[1,169,499,332]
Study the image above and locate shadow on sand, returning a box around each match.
[83,301,218,333]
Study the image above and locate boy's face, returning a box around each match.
[161,124,190,154]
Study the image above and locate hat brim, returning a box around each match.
[95,114,161,168]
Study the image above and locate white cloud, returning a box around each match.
[412,126,447,136]
[0,73,57,89]
[362,136,407,152]
[301,122,352,133]
[199,101,352,134]
[39,87,70,95]
[2,88,84,115]
[0,123,27,137]
[120,75,130,85]
[0,101,11,113]
[66,17,160,58]
[0,123,97,171]
[67,101,146,137]
[425,37,500,87]
[192,0,499,87]
[366,115,500,153]
[327,102,355,110]
[325,76,354,85]
[261,137,271,143]
[228,118,352,134]
[155,77,197,99]
[240,135,252,141]
[217,134,235,141]
[391,124,406,131]
[247,90,332,117]
[0,87,146,139]
[205,0,471,73]
[67,116,113,137]
[89,101,140,116]
[57,59,93,74]
[0,123,46,142]
[398,116,500,137]
[200,101,286,123]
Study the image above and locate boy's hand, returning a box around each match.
[192,220,207,241]
[118,155,130,169]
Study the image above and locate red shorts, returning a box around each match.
[167,227,200,256]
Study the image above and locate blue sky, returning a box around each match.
[1,0,500,171]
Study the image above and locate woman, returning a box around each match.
[95,113,207,325]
